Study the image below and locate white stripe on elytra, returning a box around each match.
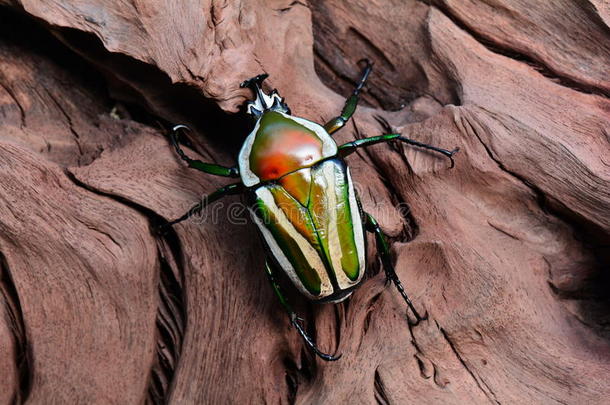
[346,167,366,283]
[237,118,262,187]
[319,161,346,287]
[251,187,333,299]
[319,161,364,289]
[237,112,338,187]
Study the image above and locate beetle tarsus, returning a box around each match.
[291,315,342,362]
[324,59,374,135]
[354,58,373,95]
[169,124,240,177]
[390,274,425,323]
[170,125,192,162]
[266,262,341,361]
[374,115,460,168]
[366,213,425,324]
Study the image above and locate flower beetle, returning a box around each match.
[166,61,458,361]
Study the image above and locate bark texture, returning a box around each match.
[0,1,609,404]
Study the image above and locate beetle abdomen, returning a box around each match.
[250,158,366,300]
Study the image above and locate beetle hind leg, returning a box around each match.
[265,262,341,361]
[365,213,425,324]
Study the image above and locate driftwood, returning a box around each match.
[0,1,609,403]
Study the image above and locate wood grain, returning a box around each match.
[0,1,608,403]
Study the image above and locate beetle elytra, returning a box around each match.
[166,61,458,361]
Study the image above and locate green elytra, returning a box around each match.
[254,158,362,297]
[165,61,459,361]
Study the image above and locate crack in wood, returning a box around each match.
[40,85,84,161]
[406,318,441,385]
[64,171,187,405]
[274,0,309,14]
[0,80,26,128]
[439,327,501,404]
[373,368,390,405]
[426,1,610,98]
[0,252,32,404]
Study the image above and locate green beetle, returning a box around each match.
[166,61,458,361]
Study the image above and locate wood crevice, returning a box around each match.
[373,368,390,405]
[0,80,26,129]
[426,1,610,98]
[439,327,501,405]
[64,169,187,405]
[462,110,610,340]
[0,251,32,404]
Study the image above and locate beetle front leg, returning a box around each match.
[323,60,373,135]
[365,213,425,323]
[170,125,240,177]
[264,261,341,361]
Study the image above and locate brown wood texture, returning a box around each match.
[0,1,609,404]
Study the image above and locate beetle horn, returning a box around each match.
[240,73,290,116]
[240,73,270,110]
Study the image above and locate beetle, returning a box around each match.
[165,61,458,361]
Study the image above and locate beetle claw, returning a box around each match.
[172,124,190,133]
[290,316,342,361]
[448,147,460,169]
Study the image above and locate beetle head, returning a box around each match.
[240,73,290,117]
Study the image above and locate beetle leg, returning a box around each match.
[323,59,373,135]
[170,125,240,177]
[338,132,459,168]
[340,115,458,166]
[162,183,242,228]
[264,261,342,361]
[365,213,425,324]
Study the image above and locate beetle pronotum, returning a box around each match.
[166,61,458,361]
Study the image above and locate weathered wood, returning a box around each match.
[0,1,608,404]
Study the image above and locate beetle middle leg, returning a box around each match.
[365,213,425,324]
[163,183,242,228]
[323,60,373,135]
[170,125,240,177]
[264,261,341,361]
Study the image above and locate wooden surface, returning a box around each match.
[0,1,609,403]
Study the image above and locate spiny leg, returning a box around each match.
[163,183,242,228]
[365,213,424,323]
[339,133,459,168]
[339,133,458,168]
[170,125,240,177]
[264,261,341,361]
[349,115,458,166]
[324,59,373,135]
